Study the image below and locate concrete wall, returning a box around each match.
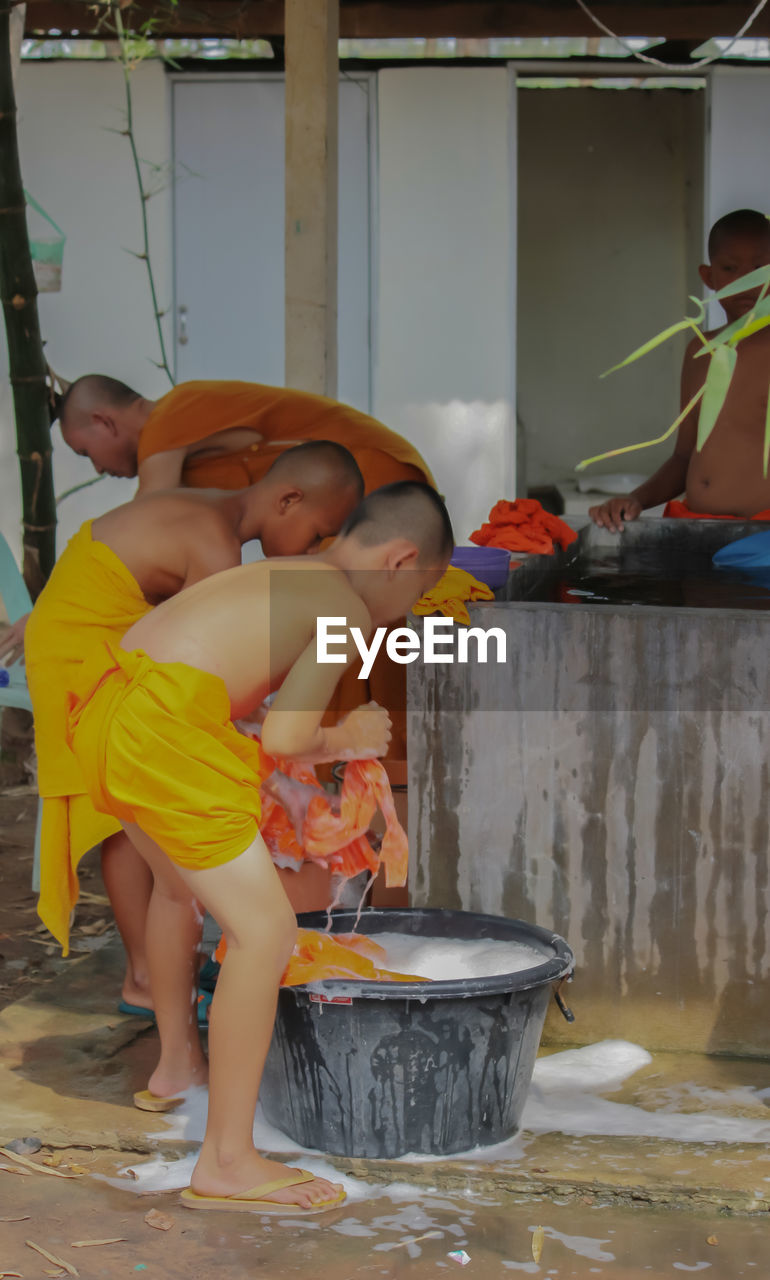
[0,60,173,568]
[407,526,770,1058]
[517,86,704,491]
[376,68,516,541]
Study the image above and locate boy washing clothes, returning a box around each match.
[20,443,363,1013]
[68,482,453,1214]
[590,209,770,531]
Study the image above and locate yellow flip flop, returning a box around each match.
[179,1169,346,1214]
[133,1089,185,1113]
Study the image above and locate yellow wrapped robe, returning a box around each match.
[69,643,264,869]
[25,522,151,952]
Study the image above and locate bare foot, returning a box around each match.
[147,1055,208,1100]
[121,981,153,1012]
[191,1149,343,1208]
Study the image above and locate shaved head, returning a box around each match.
[266,440,364,503]
[341,481,454,565]
[708,209,770,260]
[59,374,141,436]
[58,374,145,478]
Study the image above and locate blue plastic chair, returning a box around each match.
[0,532,42,890]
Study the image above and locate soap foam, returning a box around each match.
[372,932,545,982]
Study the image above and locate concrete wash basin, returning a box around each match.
[407,519,770,1056]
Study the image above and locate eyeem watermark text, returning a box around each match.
[317,616,507,679]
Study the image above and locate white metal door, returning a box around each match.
[172,75,373,411]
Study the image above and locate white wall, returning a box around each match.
[0,60,173,568]
[705,68,770,326]
[375,68,515,542]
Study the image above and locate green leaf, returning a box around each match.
[694,296,770,353]
[600,318,702,379]
[710,265,770,301]
[576,384,706,472]
[696,344,737,453]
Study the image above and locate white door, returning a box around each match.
[172,75,373,412]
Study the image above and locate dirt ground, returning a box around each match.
[0,785,114,1014]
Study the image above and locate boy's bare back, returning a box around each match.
[93,491,241,603]
[121,558,371,721]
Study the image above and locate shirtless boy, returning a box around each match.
[22,443,363,1009]
[590,209,770,531]
[69,482,453,1213]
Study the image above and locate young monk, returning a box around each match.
[68,482,453,1213]
[23,443,363,1010]
[590,209,770,531]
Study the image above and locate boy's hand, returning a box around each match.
[336,701,392,760]
[0,613,29,666]
[588,496,642,533]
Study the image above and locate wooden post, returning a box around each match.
[284,0,339,398]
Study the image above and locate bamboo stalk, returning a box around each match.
[0,0,56,594]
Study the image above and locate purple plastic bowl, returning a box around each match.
[450,545,511,589]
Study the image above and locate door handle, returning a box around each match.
[178,305,189,346]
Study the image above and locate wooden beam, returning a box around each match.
[284,0,338,398]
[22,1,770,42]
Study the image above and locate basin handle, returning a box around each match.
[553,977,575,1023]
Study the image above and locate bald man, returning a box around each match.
[59,376,436,757]
[59,376,434,496]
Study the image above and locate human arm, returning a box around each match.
[589,337,701,532]
[0,613,30,665]
[135,446,188,496]
[261,598,391,763]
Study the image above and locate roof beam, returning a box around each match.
[22,2,770,42]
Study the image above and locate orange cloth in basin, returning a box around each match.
[663,499,770,521]
[471,498,578,555]
[281,929,426,987]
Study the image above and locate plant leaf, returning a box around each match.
[695,296,770,354]
[696,344,737,452]
[710,264,770,301]
[576,384,706,472]
[601,319,702,379]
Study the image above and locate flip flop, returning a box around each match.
[179,1169,346,1215]
[118,992,211,1027]
[118,1000,155,1020]
[133,1089,186,1113]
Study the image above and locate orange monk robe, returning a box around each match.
[136,380,435,496]
[25,523,152,952]
[137,381,437,758]
[664,499,770,520]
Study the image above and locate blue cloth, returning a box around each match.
[713,531,770,571]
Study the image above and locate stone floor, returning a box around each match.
[1,936,770,1278]
[2,781,770,1277]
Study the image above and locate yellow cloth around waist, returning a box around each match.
[26,521,152,953]
[68,643,264,872]
[25,521,151,799]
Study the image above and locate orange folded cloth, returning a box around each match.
[664,499,770,521]
[413,565,495,626]
[302,758,408,888]
[470,498,578,555]
[281,928,427,987]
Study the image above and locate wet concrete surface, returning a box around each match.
[2,790,770,1276]
[1,933,770,1278]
